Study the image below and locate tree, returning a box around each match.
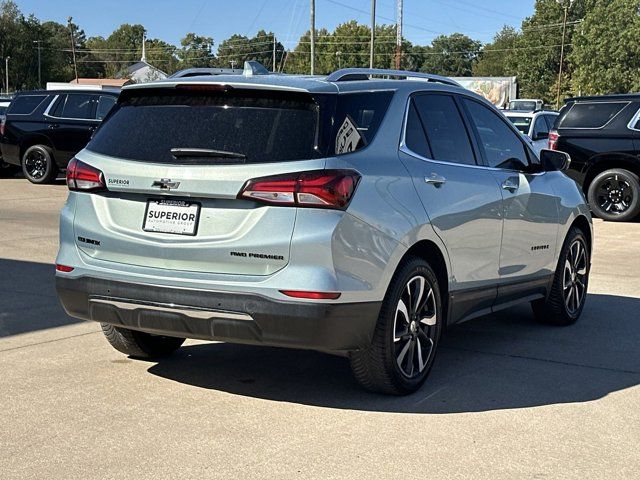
[570,0,640,95]
[473,26,519,77]
[215,30,284,71]
[178,33,214,68]
[419,33,481,77]
[506,0,589,103]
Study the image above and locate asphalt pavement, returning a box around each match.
[1,178,639,479]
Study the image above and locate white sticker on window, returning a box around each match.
[335,116,362,154]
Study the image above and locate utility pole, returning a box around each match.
[370,0,376,69]
[4,57,9,94]
[272,35,276,72]
[394,0,403,69]
[33,40,42,88]
[310,0,315,75]
[555,0,574,110]
[68,17,79,82]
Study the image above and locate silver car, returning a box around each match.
[55,67,592,395]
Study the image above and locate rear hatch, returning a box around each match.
[73,85,332,276]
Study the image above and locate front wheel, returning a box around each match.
[587,168,640,222]
[350,257,443,395]
[532,227,590,326]
[101,323,185,358]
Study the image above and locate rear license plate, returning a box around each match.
[143,199,200,236]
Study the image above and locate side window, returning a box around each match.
[56,94,95,119]
[412,94,476,165]
[49,95,66,117]
[96,95,117,120]
[404,101,432,158]
[532,115,549,139]
[7,95,47,115]
[543,114,557,131]
[463,98,529,170]
[561,102,627,129]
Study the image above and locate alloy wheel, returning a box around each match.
[24,150,47,179]
[393,275,438,378]
[563,239,588,315]
[596,174,633,215]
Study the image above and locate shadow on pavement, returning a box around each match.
[148,293,640,413]
[0,259,83,336]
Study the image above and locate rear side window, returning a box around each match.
[560,102,627,129]
[52,94,95,119]
[411,94,476,165]
[96,95,117,120]
[8,95,47,115]
[87,89,392,164]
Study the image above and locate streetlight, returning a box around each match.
[555,0,575,109]
[4,57,9,95]
[33,40,42,88]
[335,51,342,69]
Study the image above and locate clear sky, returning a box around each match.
[13,0,536,49]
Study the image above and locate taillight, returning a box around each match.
[548,130,559,150]
[239,170,360,210]
[0,118,5,136]
[66,158,106,192]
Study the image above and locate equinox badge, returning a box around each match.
[152,178,181,190]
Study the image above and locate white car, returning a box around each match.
[503,110,559,156]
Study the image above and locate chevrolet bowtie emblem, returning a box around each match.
[152,178,181,190]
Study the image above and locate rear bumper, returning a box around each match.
[56,275,381,352]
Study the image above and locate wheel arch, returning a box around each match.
[19,135,55,163]
[399,240,450,313]
[569,214,593,254]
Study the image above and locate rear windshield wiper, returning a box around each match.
[170,148,247,162]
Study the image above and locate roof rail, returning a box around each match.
[326,68,462,87]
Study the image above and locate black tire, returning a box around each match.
[532,227,590,326]
[101,323,185,358]
[21,145,58,184]
[350,257,443,395]
[587,168,640,222]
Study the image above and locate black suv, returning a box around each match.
[0,88,119,184]
[550,94,640,221]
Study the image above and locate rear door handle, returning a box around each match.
[425,173,446,188]
[48,124,59,129]
[501,179,518,193]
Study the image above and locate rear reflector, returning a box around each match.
[66,158,106,192]
[239,170,360,210]
[55,264,74,272]
[0,119,5,136]
[548,130,559,150]
[280,290,341,300]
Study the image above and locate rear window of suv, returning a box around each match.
[559,101,628,129]
[8,95,47,115]
[87,88,393,164]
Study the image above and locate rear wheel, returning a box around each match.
[22,145,58,184]
[532,227,589,326]
[101,323,185,358]
[350,257,443,395]
[587,168,640,222]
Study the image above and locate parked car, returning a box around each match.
[503,110,559,155]
[550,94,640,222]
[0,88,119,183]
[0,99,18,177]
[507,98,544,111]
[55,67,592,395]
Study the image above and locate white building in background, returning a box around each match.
[116,33,167,83]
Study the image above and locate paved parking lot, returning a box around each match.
[1,178,639,479]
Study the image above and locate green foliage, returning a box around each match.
[419,33,481,77]
[215,30,284,71]
[473,26,520,77]
[178,33,214,68]
[570,0,640,95]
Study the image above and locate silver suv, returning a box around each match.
[55,67,592,395]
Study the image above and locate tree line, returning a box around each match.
[1,0,639,104]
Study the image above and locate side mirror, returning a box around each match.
[532,131,549,141]
[540,149,570,172]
